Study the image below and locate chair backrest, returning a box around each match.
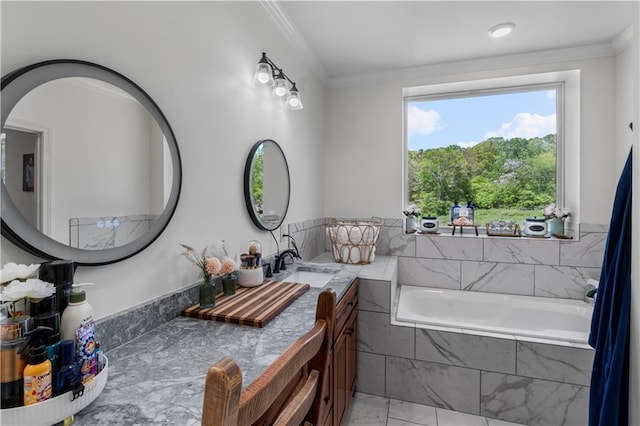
[202,289,336,426]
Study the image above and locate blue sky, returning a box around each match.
[407,89,556,151]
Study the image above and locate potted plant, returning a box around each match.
[544,204,570,235]
[403,204,421,233]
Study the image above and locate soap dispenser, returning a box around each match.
[60,283,97,384]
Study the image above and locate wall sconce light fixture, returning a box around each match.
[253,52,303,110]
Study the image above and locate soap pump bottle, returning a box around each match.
[60,283,97,384]
[18,326,54,405]
[60,283,94,341]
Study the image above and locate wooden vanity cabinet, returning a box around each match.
[331,279,358,426]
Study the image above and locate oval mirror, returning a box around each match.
[243,140,290,231]
[1,60,182,265]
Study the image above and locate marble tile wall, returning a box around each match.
[287,218,327,260]
[291,218,606,300]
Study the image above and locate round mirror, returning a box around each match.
[1,60,182,265]
[243,140,290,231]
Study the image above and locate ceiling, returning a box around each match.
[277,1,637,83]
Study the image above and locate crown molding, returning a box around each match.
[328,42,616,88]
[612,26,634,54]
[259,0,330,85]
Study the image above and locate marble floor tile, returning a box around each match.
[486,418,527,426]
[436,408,489,425]
[387,419,427,426]
[344,393,526,426]
[342,392,389,425]
[388,399,437,425]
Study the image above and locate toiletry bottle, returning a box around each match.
[0,323,27,408]
[450,201,461,224]
[60,283,97,384]
[94,341,105,372]
[55,340,80,395]
[19,326,54,405]
[45,332,61,395]
[466,202,475,223]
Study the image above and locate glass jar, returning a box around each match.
[222,272,237,296]
[199,275,215,308]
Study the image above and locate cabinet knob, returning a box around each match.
[347,301,354,306]
[346,327,354,336]
[324,395,330,404]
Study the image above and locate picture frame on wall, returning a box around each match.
[22,153,34,192]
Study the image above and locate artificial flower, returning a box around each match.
[1,262,40,284]
[543,204,571,219]
[403,204,421,217]
[205,257,222,276]
[220,257,236,275]
[1,278,55,302]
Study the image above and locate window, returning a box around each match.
[404,75,571,226]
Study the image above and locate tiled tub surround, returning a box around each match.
[297,219,605,424]
[290,218,607,301]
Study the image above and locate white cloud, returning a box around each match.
[484,112,556,139]
[407,106,442,135]
[456,141,479,149]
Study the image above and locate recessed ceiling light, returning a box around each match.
[488,23,515,38]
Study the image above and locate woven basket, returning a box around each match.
[327,218,383,264]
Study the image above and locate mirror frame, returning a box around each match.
[243,139,290,231]
[1,59,182,265]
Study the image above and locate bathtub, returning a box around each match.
[397,285,593,344]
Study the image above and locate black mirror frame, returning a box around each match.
[243,139,290,232]
[1,59,182,265]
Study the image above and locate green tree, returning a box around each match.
[418,146,471,215]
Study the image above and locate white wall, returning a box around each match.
[616,46,634,173]
[1,1,326,319]
[324,56,617,227]
[9,78,157,242]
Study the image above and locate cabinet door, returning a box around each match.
[346,309,358,398]
[333,329,348,426]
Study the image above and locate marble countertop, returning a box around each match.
[74,258,363,425]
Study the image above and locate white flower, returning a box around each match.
[543,204,556,217]
[403,204,421,217]
[1,278,55,302]
[0,263,40,284]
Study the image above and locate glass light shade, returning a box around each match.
[254,62,274,86]
[285,85,303,110]
[272,74,289,97]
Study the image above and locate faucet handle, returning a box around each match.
[264,263,273,278]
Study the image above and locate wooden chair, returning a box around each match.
[202,289,336,426]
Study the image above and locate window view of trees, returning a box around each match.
[406,87,558,225]
[408,133,556,225]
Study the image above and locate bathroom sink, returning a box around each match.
[285,271,335,288]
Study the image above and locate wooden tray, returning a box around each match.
[182,280,310,328]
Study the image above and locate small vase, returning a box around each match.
[548,218,565,236]
[404,216,416,233]
[199,275,215,308]
[222,272,237,296]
